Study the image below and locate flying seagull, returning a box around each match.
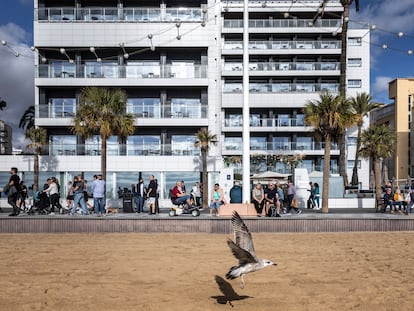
[226,211,277,288]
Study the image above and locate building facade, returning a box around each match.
[371,78,414,183]
[0,120,12,155]
[0,0,371,200]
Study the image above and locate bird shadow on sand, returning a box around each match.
[211,275,252,307]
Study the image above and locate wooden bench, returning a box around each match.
[219,203,257,216]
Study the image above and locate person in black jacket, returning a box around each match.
[7,167,21,216]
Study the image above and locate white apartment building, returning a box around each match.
[0,0,370,200]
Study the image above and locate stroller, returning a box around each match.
[33,190,50,214]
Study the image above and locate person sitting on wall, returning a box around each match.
[229,181,242,203]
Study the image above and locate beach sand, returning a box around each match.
[0,232,413,311]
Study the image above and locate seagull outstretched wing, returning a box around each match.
[230,211,258,261]
[227,239,257,265]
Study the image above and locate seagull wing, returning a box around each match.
[227,239,257,265]
[231,211,258,261]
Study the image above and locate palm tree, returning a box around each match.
[0,98,6,111]
[195,128,217,209]
[19,105,35,131]
[25,127,47,192]
[350,93,384,185]
[71,87,135,181]
[304,92,353,213]
[336,0,360,186]
[359,125,395,212]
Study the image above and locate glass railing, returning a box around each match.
[223,141,338,152]
[223,83,339,93]
[223,40,341,50]
[45,143,202,157]
[38,102,208,119]
[224,118,308,127]
[35,7,203,22]
[36,64,208,79]
[223,61,340,72]
[223,19,341,28]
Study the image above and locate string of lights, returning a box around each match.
[1,0,414,61]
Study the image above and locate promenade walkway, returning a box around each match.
[1,206,413,233]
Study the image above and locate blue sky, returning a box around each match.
[0,0,414,146]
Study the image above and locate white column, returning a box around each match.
[242,0,250,203]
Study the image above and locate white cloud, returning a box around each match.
[18,0,33,5]
[0,23,34,148]
[372,76,393,102]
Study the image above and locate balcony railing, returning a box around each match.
[38,102,208,119]
[223,142,338,152]
[223,82,339,93]
[36,64,207,79]
[223,61,340,72]
[43,143,201,157]
[223,19,341,28]
[35,7,204,22]
[223,40,341,50]
[224,118,308,128]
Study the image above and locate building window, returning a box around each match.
[348,37,361,46]
[127,135,160,156]
[347,160,361,169]
[348,79,361,88]
[348,137,357,145]
[171,135,197,155]
[127,98,160,118]
[348,58,362,67]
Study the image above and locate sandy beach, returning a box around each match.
[0,232,413,311]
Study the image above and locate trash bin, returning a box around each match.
[123,192,133,213]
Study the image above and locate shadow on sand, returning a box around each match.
[211,275,251,307]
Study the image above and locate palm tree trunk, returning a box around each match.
[340,2,349,97]
[322,135,332,213]
[351,125,362,185]
[338,132,348,187]
[201,148,208,209]
[374,158,382,212]
[101,136,107,182]
[33,149,39,193]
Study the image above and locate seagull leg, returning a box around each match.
[240,275,245,289]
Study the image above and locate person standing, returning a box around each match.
[66,181,74,211]
[18,180,28,211]
[287,180,301,215]
[7,167,20,216]
[134,177,146,213]
[146,175,157,215]
[71,175,88,215]
[252,183,265,216]
[92,174,106,216]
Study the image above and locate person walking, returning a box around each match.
[287,180,301,215]
[92,174,106,216]
[314,183,320,209]
[146,175,157,215]
[7,167,20,216]
[71,175,88,215]
[43,177,63,215]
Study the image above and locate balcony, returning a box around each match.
[36,64,208,79]
[38,100,208,120]
[223,40,341,51]
[223,61,340,73]
[223,117,310,129]
[223,82,340,93]
[43,143,201,157]
[222,141,339,154]
[35,7,204,23]
[223,19,341,29]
